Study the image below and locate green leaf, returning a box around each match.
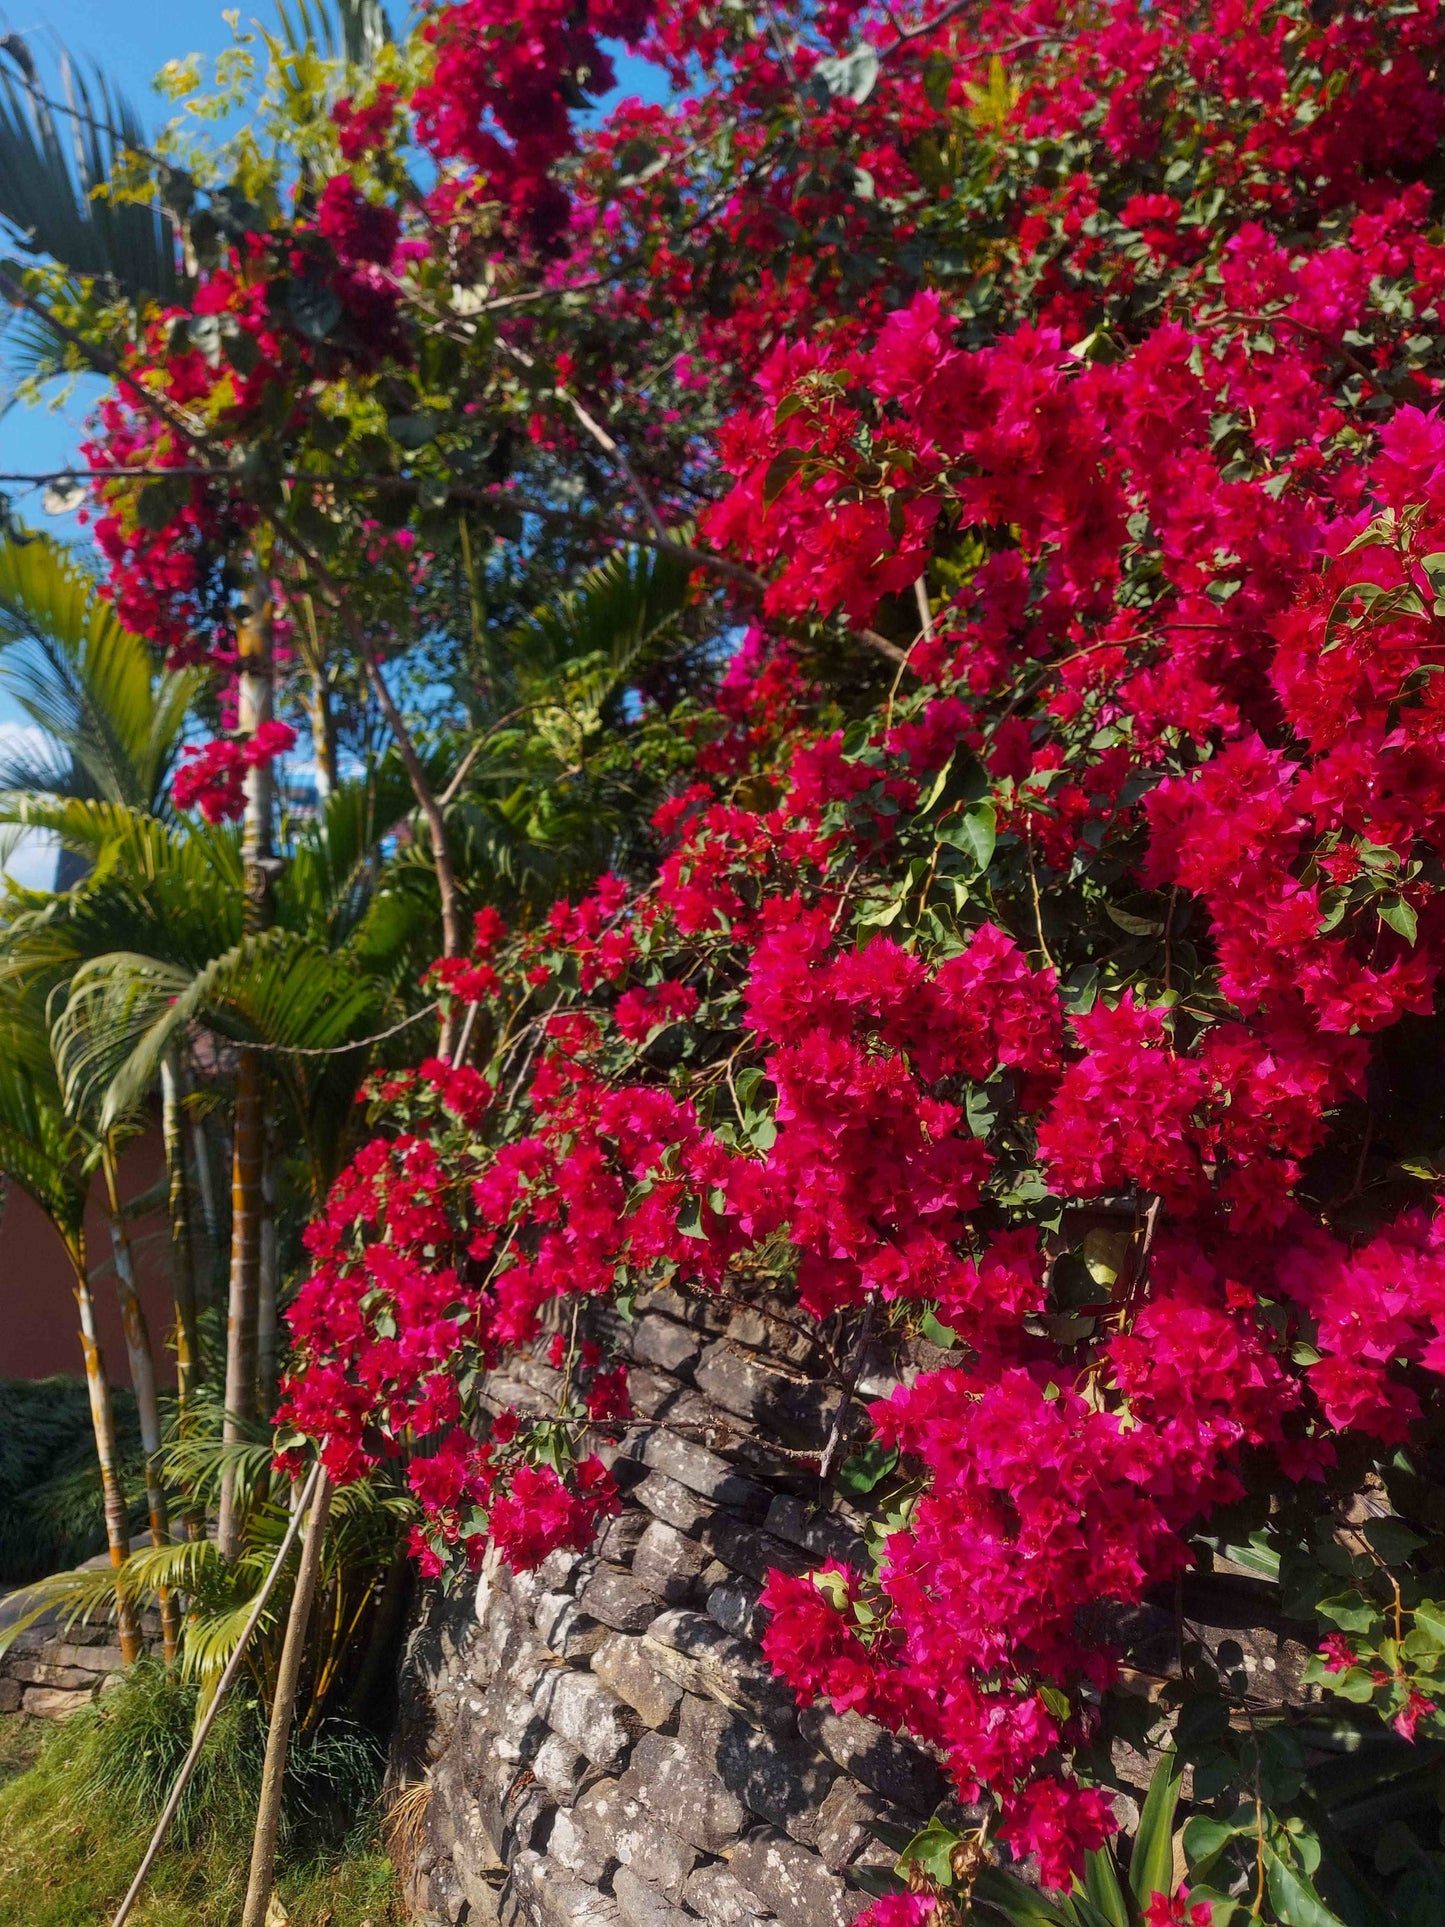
[1362,1517,1426,1564]
[1264,1845,1349,1927]
[920,1308,958,1349]
[938,799,996,871]
[1080,1842,1130,1927]
[1184,1813,1245,1872]
[1379,896,1418,944]
[134,476,188,532]
[675,1194,707,1240]
[1316,1592,1380,1633]
[1129,1750,1183,1913]
[762,446,808,504]
[973,1866,1073,1923]
[835,1439,899,1497]
[923,51,953,111]
[1413,1601,1445,1645]
[897,1816,962,1886]
[1105,903,1166,937]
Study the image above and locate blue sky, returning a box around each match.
[0,3,666,877]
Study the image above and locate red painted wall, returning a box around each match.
[0,1131,179,1388]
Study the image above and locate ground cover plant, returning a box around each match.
[6,0,1445,1920]
[0,1662,402,1926]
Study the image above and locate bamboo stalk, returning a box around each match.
[160,1051,200,1402]
[240,1471,333,1927]
[101,1139,178,1662]
[219,583,277,1562]
[110,1463,322,1927]
[70,1235,141,1666]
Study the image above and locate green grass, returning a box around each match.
[0,1664,404,1926]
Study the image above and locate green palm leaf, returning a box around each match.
[0,37,177,301]
[0,538,202,814]
[272,0,392,65]
[50,928,390,1127]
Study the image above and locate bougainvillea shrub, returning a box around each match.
[63,0,1445,1913]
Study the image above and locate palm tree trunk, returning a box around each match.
[160,1051,200,1401]
[70,1235,141,1665]
[257,1117,279,1412]
[219,582,276,1563]
[102,1141,179,1662]
[187,1100,226,1302]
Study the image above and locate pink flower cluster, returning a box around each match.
[171,720,297,823]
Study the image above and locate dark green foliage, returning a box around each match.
[0,1377,141,1583]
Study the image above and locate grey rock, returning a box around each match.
[614,1814,699,1903]
[641,1285,729,1335]
[643,1610,797,1732]
[694,1343,836,1448]
[680,1696,836,1847]
[635,1429,770,1512]
[631,1471,711,1535]
[531,1730,591,1802]
[632,1520,712,1604]
[0,1677,20,1714]
[707,1578,764,1643]
[54,1642,126,1673]
[598,1512,652,1562]
[701,1515,811,1588]
[620,1732,748,1854]
[591,1633,685,1729]
[579,1565,659,1634]
[536,1591,610,1661]
[797,1707,943,1817]
[682,1862,773,1926]
[612,1866,694,1927]
[624,1366,689,1420]
[550,1801,617,1884]
[509,1849,622,1926]
[21,1684,93,1718]
[9,1659,103,1691]
[728,1829,866,1927]
[763,1497,868,1572]
[814,1778,895,1873]
[533,1666,641,1769]
[629,1314,703,1376]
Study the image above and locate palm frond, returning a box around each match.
[0,38,177,302]
[272,0,392,65]
[507,542,694,694]
[0,537,203,812]
[50,929,390,1127]
[0,1560,126,1652]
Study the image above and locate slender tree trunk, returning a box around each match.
[219,583,277,1563]
[71,1237,141,1665]
[187,1099,226,1303]
[299,593,336,803]
[240,1473,332,1927]
[161,1052,200,1401]
[102,1141,179,1662]
[257,1117,279,1413]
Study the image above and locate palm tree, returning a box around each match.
[0,986,141,1661]
[0,535,202,871]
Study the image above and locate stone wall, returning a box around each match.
[392,1281,1317,1927]
[395,1285,957,1927]
[0,1607,160,1718]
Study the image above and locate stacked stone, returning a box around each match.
[0,1610,162,1718]
[399,1287,952,1927]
